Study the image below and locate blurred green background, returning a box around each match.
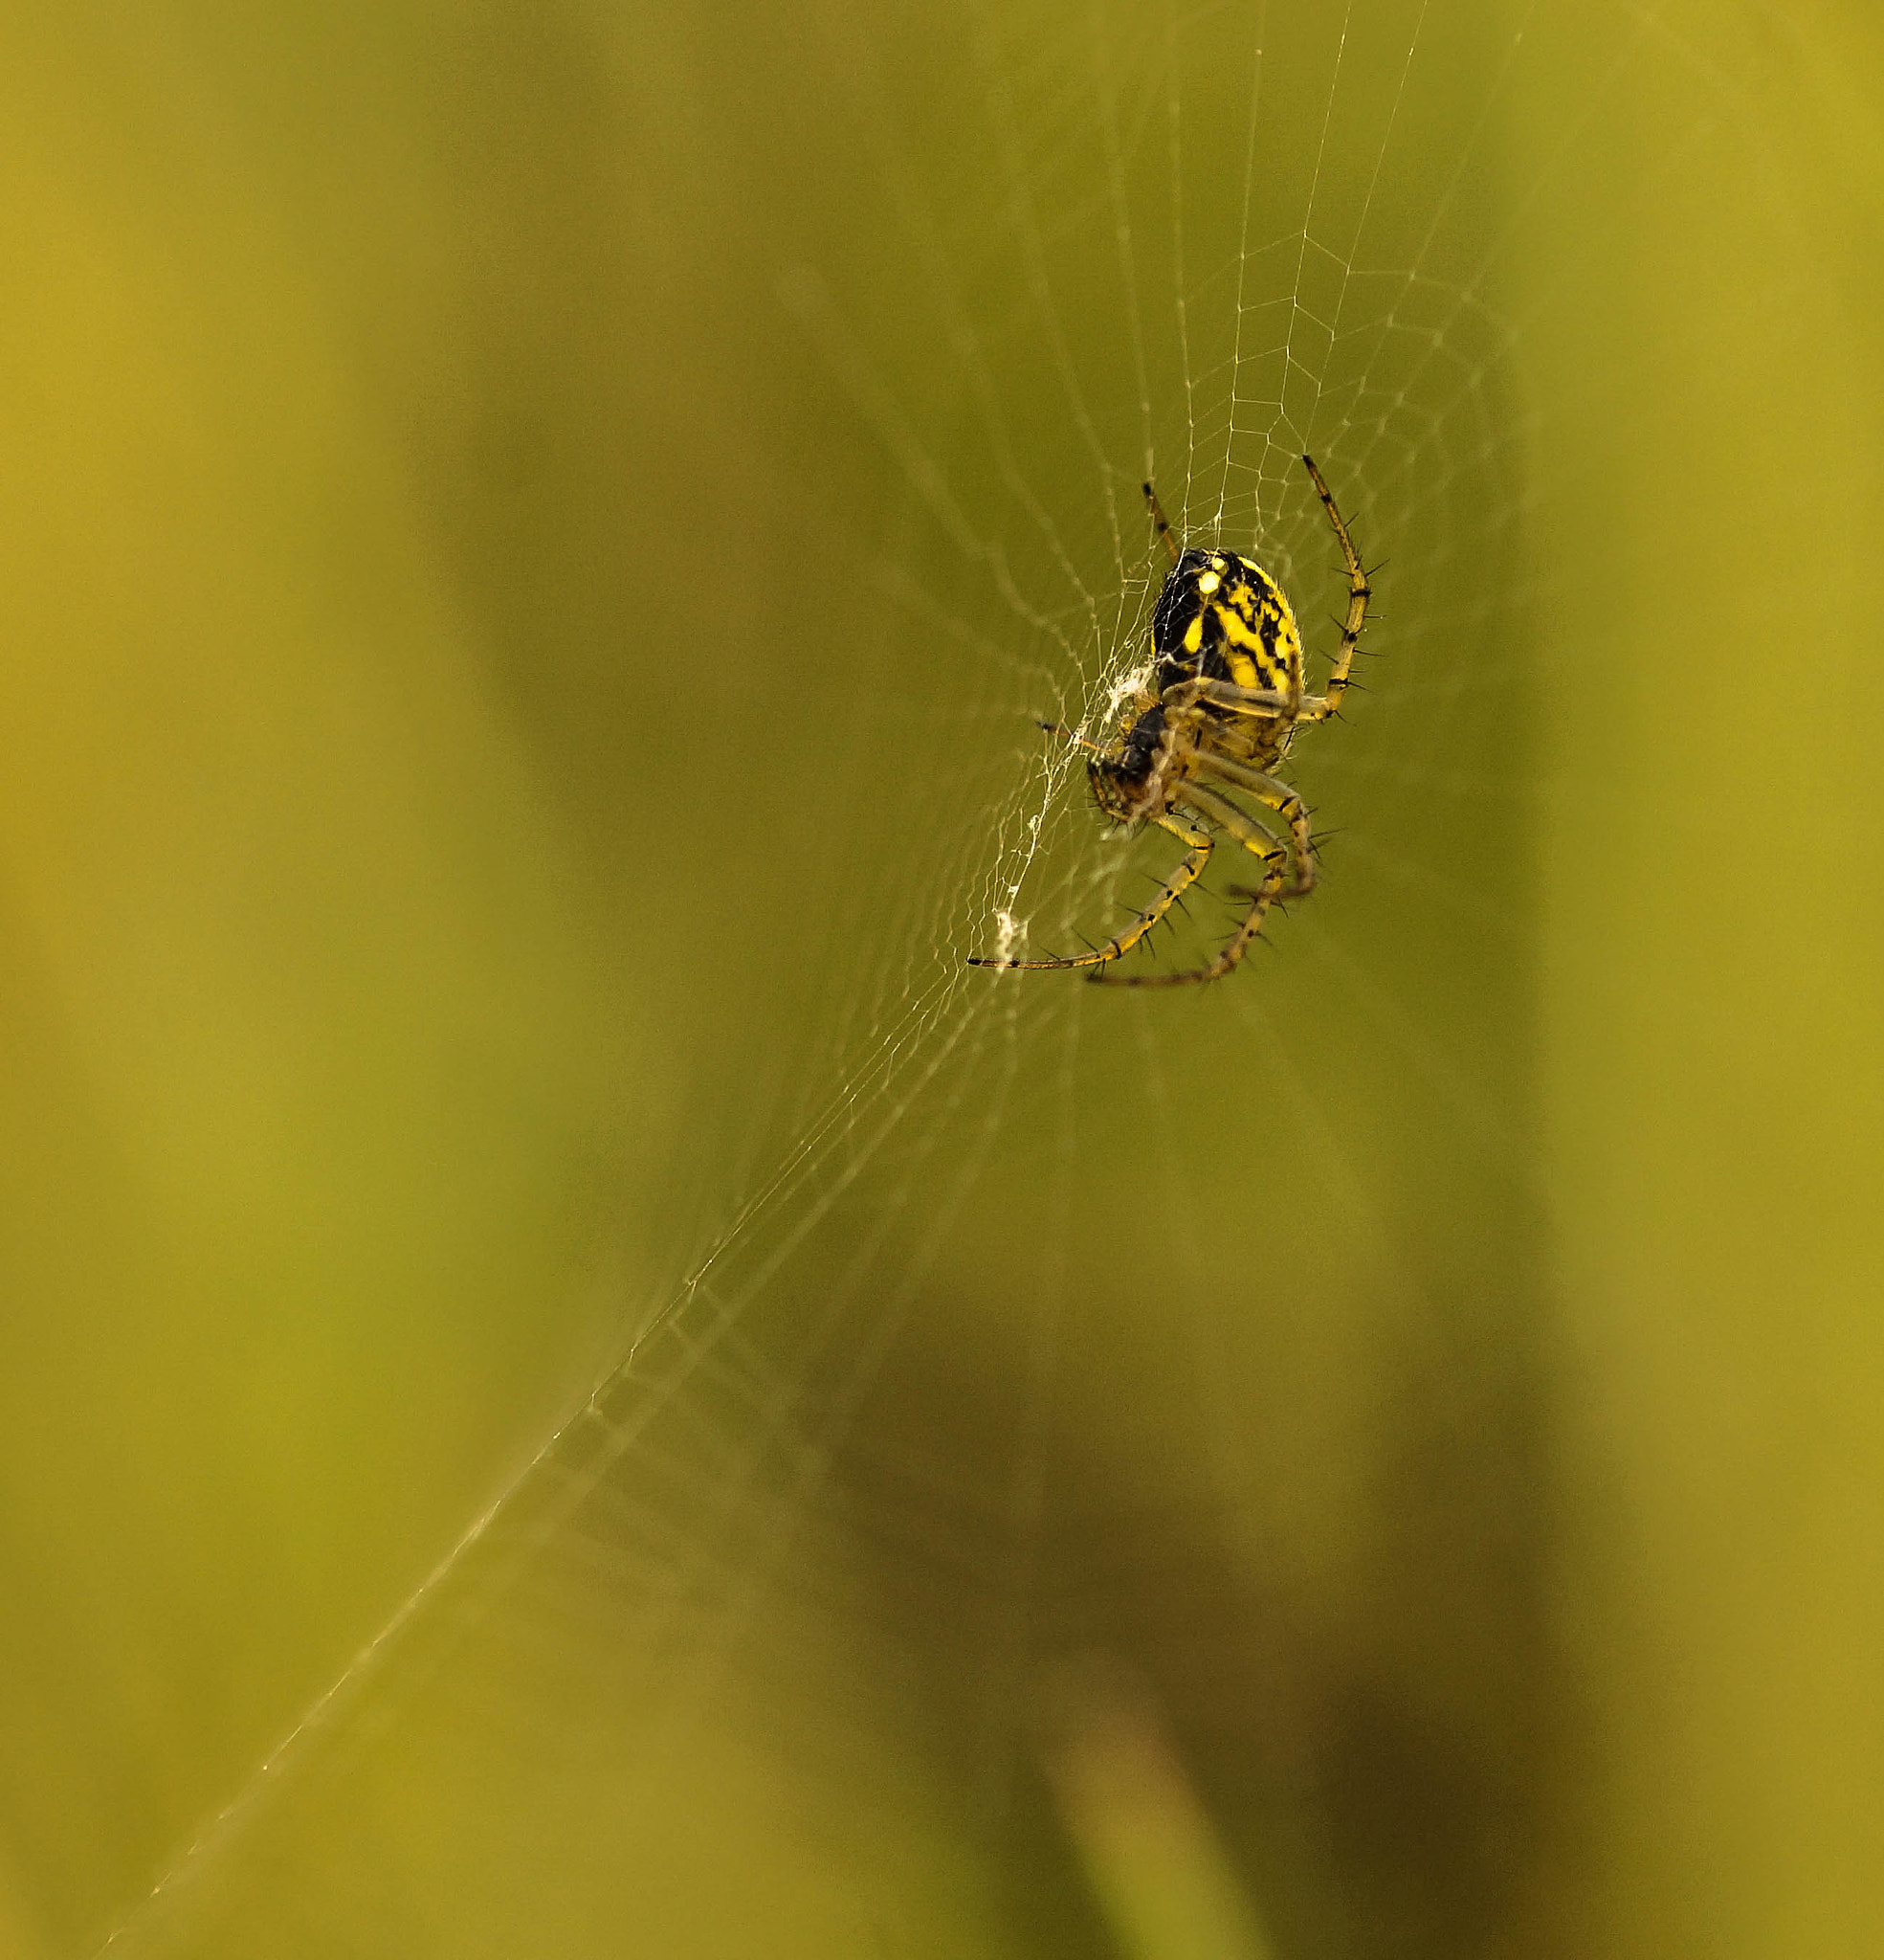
[1,3,1880,1956]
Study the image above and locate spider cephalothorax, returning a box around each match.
[972,454,1372,987]
[1088,703,1173,824]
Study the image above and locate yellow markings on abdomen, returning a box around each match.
[1213,602,1283,690]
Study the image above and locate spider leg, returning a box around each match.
[1186,751,1316,899]
[969,813,1212,974]
[1292,454,1370,727]
[1037,719,1107,761]
[1142,481,1182,568]
[1160,675,1292,719]
[1090,780,1286,989]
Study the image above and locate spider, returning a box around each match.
[971,454,1370,987]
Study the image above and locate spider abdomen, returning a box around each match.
[1152,547,1303,700]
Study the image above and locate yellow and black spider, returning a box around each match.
[971,454,1370,987]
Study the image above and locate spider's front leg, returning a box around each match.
[1035,719,1108,762]
[1091,782,1287,988]
[970,813,1213,975]
[1187,750,1317,899]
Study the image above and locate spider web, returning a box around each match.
[32,2,1794,1955]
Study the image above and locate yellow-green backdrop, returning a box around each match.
[0,4,1879,1957]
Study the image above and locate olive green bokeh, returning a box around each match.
[1519,4,1884,1950]
[0,4,1878,1958]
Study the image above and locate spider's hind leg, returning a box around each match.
[1142,480,1182,568]
[1294,454,1371,727]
